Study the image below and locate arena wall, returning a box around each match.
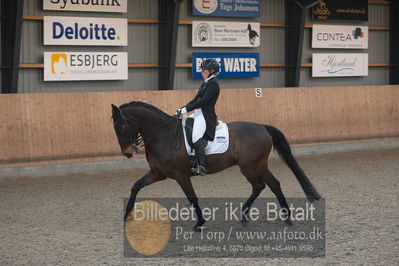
[1,85,398,167]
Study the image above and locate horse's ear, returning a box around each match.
[111,104,119,114]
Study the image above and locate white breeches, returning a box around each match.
[189,109,206,143]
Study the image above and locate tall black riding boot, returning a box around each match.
[193,138,207,176]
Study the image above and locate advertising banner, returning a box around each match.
[192,52,260,78]
[44,52,128,81]
[43,16,128,46]
[43,0,128,13]
[312,25,368,49]
[312,53,368,77]
[192,21,260,47]
[312,0,368,21]
[192,0,260,18]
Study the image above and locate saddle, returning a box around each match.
[181,115,229,156]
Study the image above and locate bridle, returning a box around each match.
[113,112,142,155]
[113,110,180,155]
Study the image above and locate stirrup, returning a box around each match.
[196,165,207,176]
[190,166,197,174]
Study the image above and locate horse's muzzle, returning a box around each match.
[124,153,133,158]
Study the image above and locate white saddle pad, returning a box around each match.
[183,121,229,156]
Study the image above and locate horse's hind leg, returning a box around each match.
[239,167,266,226]
[261,168,292,225]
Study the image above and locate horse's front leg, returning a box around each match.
[176,176,205,232]
[124,170,164,222]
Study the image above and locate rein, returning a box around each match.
[115,112,181,154]
[136,114,181,149]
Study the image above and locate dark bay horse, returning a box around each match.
[112,101,321,231]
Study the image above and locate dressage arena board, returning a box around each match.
[0,147,398,264]
[0,85,398,167]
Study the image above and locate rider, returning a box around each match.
[176,58,221,175]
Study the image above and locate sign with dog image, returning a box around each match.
[44,52,128,81]
[192,21,260,47]
[192,0,260,18]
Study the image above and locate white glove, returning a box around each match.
[176,107,187,116]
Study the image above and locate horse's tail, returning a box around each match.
[265,125,322,202]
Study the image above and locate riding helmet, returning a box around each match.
[200,58,220,73]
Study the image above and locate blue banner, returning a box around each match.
[192,52,260,78]
[193,0,260,18]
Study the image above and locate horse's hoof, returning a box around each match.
[192,226,202,233]
[241,219,250,227]
[284,219,293,226]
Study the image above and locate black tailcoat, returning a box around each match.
[185,77,220,141]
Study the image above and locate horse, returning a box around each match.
[111,101,321,231]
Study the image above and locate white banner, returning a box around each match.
[312,53,368,77]
[43,0,127,13]
[192,21,260,47]
[43,16,128,46]
[312,25,368,49]
[44,52,128,81]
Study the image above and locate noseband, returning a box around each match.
[113,113,143,155]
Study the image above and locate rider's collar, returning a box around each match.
[204,75,216,83]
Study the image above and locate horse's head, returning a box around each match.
[111,104,140,158]
[247,24,251,31]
